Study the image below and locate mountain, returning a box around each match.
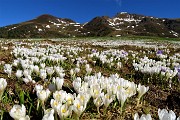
[0,12,180,38]
[0,14,88,38]
[84,12,180,38]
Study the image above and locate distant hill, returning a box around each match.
[0,12,180,38]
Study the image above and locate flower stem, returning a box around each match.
[137,98,140,107]
[0,91,4,101]
[120,102,124,114]
[97,107,100,114]
[0,110,4,120]
[37,99,40,111]
[75,114,80,120]
[55,113,58,120]
[103,107,107,115]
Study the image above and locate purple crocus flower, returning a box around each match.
[157,50,163,54]
[177,67,180,73]
[175,65,180,73]
[178,73,180,82]
[175,65,180,82]
[161,67,167,72]
[92,49,96,53]
[122,51,128,55]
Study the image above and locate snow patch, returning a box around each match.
[116,28,122,31]
[120,12,127,14]
[46,25,50,28]
[8,26,17,31]
[171,30,179,37]
[116,35,121,37]
[74,24,81,27]
[38,28,43,32]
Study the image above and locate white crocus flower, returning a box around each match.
[70,69,74,77]
[74,68,80,74]
[54,66,61,74]
[65,93,74,106]
[51,99,61,112]
[54,77,64,90]
[72,98,85,117]
[86,67,92,75]
[158,108,176,120]
[57,103,71,119]
[16,70,23,79]
[137,84,149,103]
[101,92,115,109]
[22,78,30,84]
[42,108,54,120]
[9,104,29,120]
[46,67,54,76]
[85,64,90,69]
[71,59,75,63]
[23,70,29,78]
[27,75,35,83]
[21,63,28,70]
[59,72,65,79]
[0,78,7,100]
[12,60,19,67]
[40,69,47,80]
[93,93,103,113]
[125,82,137,97]
[22,74,33,84]
[35,84,43,92]
[40,63,46,69]
[177,116,180,120]
[79,82,89,93]
[73,77,82,92]
[4,64,12,77]
[134,113,152,120]
[90,84,101,99]
[37,89,51,101]
[33,65,39,74]
[37,89,51,105]
[77,93,90,107]
[117,88,128,112]
[53,90,66,103]
[117,62,122,69]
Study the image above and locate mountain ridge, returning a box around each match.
[0,12,180,38]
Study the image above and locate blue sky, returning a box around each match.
[0,0,180,27]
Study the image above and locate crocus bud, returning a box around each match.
[137,84,149,100]
[54,77,64,90]
[16,70,23,79]
[0,78,7,100]
[4,64,12,77]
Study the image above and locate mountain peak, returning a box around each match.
[120,12,128,14]
[36,14,58,19]
[32,14,59,23]
[33,14,76,24]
